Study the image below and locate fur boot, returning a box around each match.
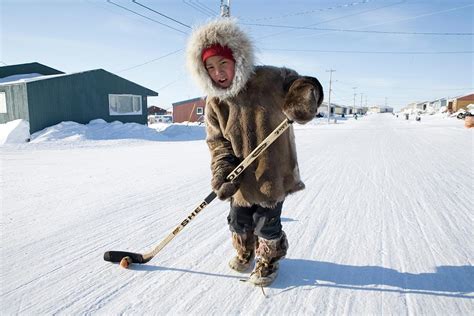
[248,231,288,287]
[229,231,256,272]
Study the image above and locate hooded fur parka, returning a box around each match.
[187,18,323,208]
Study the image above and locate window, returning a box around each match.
[196,106,204,115]
[109,94,142,116]
[0,92,6,113]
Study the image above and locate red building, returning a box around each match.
[172,97,206,123]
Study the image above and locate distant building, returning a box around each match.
[333,104,348,115]
[147,106,167,115]
[415,101,430,111]
[368,106,393,113]
[172,97,206,123]
[318,103,365,116]
[368,106,381,113]
[400,102,416,113]
[0,62,158,133]
[429,98,447,111]
[317,102,333,116]
[447,93,474,113]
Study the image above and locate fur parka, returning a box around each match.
[186,18,323,208]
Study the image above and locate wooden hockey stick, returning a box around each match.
[104,118,293,265]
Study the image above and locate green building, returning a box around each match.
[0,62,158,133]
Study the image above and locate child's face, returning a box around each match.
[205,56,235,88]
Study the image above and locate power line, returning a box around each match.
[106,0,188,35]
[262,48,474,54]
[183,0,214,17]
[193,0,218,15]
[132,0,191,29]
[157,78,182,90]
[245,23,473,36]
[242,0,373,22]
[372,87,474,91]
[116,48,184,73]
[256,1,407,40]
[294,3,474,41]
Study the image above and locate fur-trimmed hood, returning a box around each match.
[186,18,254,100]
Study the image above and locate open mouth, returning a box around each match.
[216,78,230,87]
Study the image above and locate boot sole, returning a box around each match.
[229,260,254,273]
[247,270,278,287]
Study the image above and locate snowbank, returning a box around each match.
[29,119,205,143]
[0,119,30,145]
[0,73,43,84]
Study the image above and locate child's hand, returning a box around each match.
[283,76,324,124]
[212,175,240,200]
[211,159,241,200]
[214,181,239,200]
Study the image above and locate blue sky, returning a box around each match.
[2,0,473,110]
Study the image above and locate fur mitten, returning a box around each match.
[211,160,240,200]
[283,76,324,124]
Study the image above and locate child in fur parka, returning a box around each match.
[186,18,323,287]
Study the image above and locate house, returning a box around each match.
[333,104,349,115]
[368,106,381,113]
[447,93,474,113]
[172,97,206,123]
[429,98,447,111]
[147,106,167,115]
[400,102,417,113]
[368,105,393,113]
[0,62,158,133]
[415,101,430,111]
[317,103,362,116]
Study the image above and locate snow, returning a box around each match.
[0,119,30,145]
[0,73,43,84]
[0,73,69,86]
[0,119,206,146]
[1,114,472,314]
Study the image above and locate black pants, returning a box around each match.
[227,201,283,240]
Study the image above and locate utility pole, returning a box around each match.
[326,69,335,123]
[220,0,230,17]
[352,87,357,114]
[360,93,364,108]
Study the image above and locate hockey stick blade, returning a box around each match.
[103,251,149,264]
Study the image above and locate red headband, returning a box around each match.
[201,44,234,63]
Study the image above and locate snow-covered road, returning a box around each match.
[1,114,472,314]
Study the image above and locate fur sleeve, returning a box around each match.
[205,101,239,179]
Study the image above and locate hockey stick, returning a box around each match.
[103,118,293,265]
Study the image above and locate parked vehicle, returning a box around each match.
[155,115,173,123]
[456,111,473,119]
